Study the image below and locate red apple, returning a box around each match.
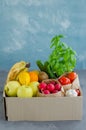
[47,83,55,92]
[55,83,61,91]
[39,82,47,91]
[43,90,50,94]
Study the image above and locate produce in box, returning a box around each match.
[37,79,65,97]
[4,35,81,98]
[36,34,77,78]
[4,61,40,97]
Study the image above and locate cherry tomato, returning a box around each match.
[76,89,80,96]
[58,76,71,85]
[67,72,77,82]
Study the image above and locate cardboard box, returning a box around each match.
[3,88,83,121]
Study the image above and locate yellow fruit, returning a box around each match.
[16,68,28,80]
[4,81,20,97]
[17,71,30,85]
[29,81,39,96]
[17,85,33,98]
[6,61,30,83]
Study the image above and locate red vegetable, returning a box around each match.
[47,83,55,92]
[43,90,50,94]
[76,89,80,96]
[39,82,47,91]
[55,83,61,91]
[67,72,77,82]
[58,76,71,85]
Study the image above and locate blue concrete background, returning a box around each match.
[0,0,86,71]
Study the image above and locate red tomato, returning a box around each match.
[67,72,77,82]
[76,89,80,96]
[58,76,71,85]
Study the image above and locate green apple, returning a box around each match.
[4,81,20,97]
[17,85,33,98]
[29,81,39,96]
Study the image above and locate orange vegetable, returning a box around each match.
[29,71,38,82]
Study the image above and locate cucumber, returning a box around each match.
[36,60,44,71]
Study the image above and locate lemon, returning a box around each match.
[17,71,30,85]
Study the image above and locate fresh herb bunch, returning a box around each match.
[36,35,77,78]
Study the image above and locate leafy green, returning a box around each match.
[36,34,77,78]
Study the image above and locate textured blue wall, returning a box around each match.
[0,0,86,70]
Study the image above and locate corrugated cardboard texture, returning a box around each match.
[4,95,83,121]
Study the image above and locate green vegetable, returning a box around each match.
[36,34,77,78]
[36,60,44,71]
